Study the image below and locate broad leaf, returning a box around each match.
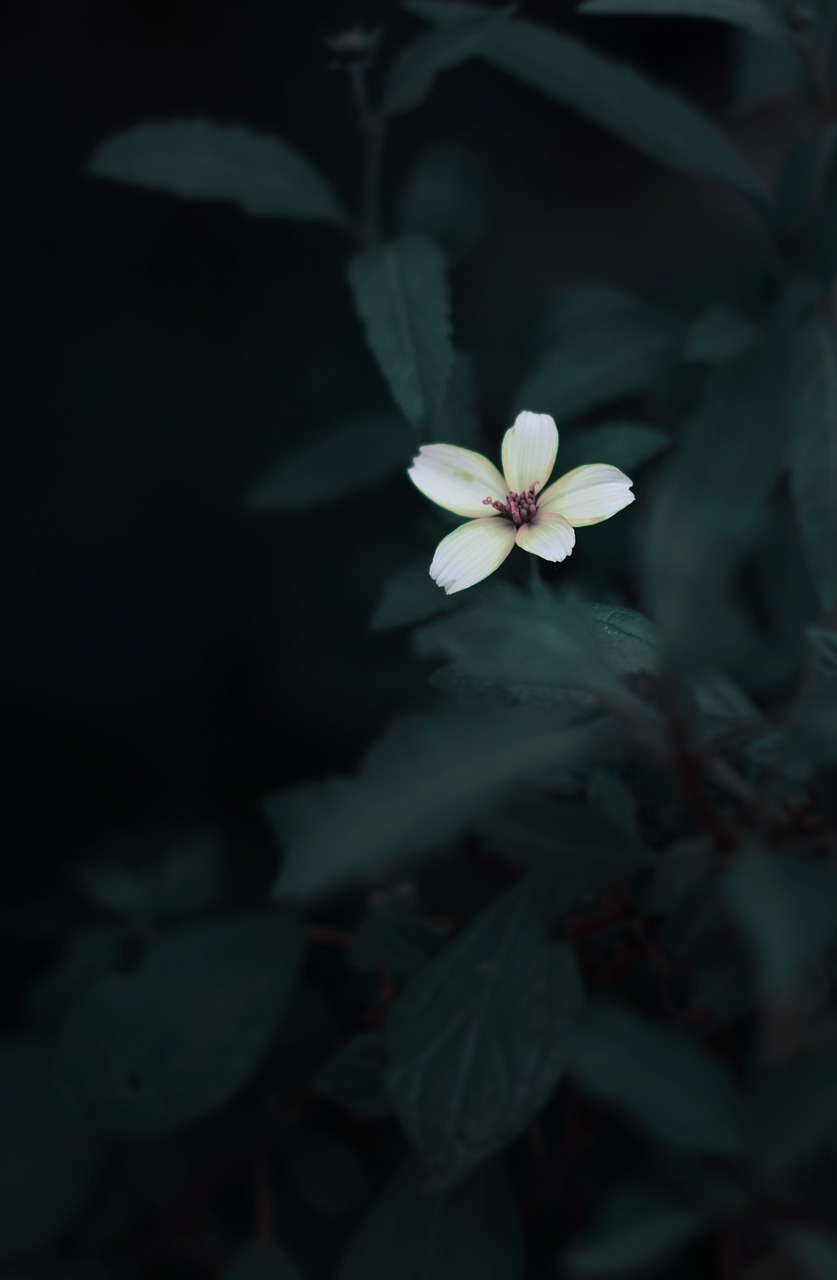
[723,847,837,996]
[387,886,583,1186]
[370,560,462,631]
[89,120,348,226]
[405,1,764,193]
[556,422,670,475]
[566,1183,709,1277]
[0,1039,102,1260]
[566,1001,744,1157]
[348,236,453,429]
[246,413,409,512]
[349,897,447,984]
[221,1240,306,1280]
[383,8,516,116]
[268,710,611,902]
[337,1159,524,1280]
[683,305,759,363]
[316,1034,392,1117]
[580,0,786,43]
[788,319,837,609]
[55,912,304,1137]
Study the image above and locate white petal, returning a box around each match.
[501,411,558,495]
[408,444,507,518]
[430,518,516,594]
[515,512,576,562]
[538,464,634,527]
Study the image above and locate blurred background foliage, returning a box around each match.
[4,0,837,1277]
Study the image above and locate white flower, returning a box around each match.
[407,411,635,594]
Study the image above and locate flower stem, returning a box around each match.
[348,64,384,246]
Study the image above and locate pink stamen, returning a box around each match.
[482,483,540,526]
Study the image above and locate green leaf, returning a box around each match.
[731,31,801,112]
[221,1239,306,1280]
[431,351,480,446]
[387,886,582,1186]
[78,827,221,920]
[515,294,682,424]
[316,1034,392,1117]
[29,925,121,1026]
[781,1225,837,1280]
[349,897,448,984]
[245,413,409,513]
[88,119,348,226]
[580,0,787,43]
[747,1048,837,1184]
[288,1132,372,1218]
[683,305,760,363]
[398,145,487,263]
[55,912,304,1137]
[566,1001,744,1157]
[556,422,670,475]
[404,1,764,193]
[268,710,610,902]
[807,626,837,680]
[0,1039,102,1260]
[348,236,453,430]
[788,320,837,610]
[337,1159,524,1280]
[382,7,516,116]
[566,1183,709,1277]
[370,560,462,632]
[723,847,837,996]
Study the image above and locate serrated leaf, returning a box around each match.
[348,236,453,429]
[431,351,480,445]
[382,7,516,116]
[566,1183,709,1277]
[807,626,837,679]
[316,1034,392,1116]
[267,711,610,902]
[580,0,786,43]
[387,886,583,1186]
[221,1239,306,1280]
[566,1001,744,1157]
[555,422,670,474]
[337,1159,524,1280]
[788,320,837,609]
[723,847,837,996]
[405,1,764,193]
[514,295,681,424]
[0,1039,103,1260]
[781,1225,837,1280]
[55,912,304,1137]
[683,305,759,363]
[246,413,409,512]
[88,119,348,226]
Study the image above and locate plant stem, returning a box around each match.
[348,65,384,246]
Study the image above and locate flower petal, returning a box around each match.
[408,444,507,518]
[538,464,634,527]
[501,411,559,495]
[515,512,576,562]
[430,518,516,594]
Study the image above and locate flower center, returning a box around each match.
[482,483,540,526]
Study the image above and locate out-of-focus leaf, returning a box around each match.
[221,1239,306,1280]
[788,319,837,610]
[587,769,641,840]
[556,423,670,475]
[29,926,121,1027]
[566,1182,709,1277]
[316,1034,392,1116]
[431,351,480,445]
[337,1159,524,1280]
[398,145,487,263]
[370,560,462,632]
[267,711,611,903]
[78,827,221,921]
[747,1048,837,1184]
[349,897,447,983]
[382,7,516,115]
[723,847,837,996]
[55,913,304,1137]
[246,414,409,513]
[287,1132,372,1218]
[580,0,786,42]
[566,1001,744,1156]
[515,294,682,424]
[683,305,760,363]
[88,120,348,226]
[387,886,583,1185]
[0,1039,102,1260]
[645,838,715,915]
[405,1,764,193]
[691,671,765,738]
[731,31,801,112]
[348,236,453,430]
[781,1225,837,1280]
[807,626,837,679]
